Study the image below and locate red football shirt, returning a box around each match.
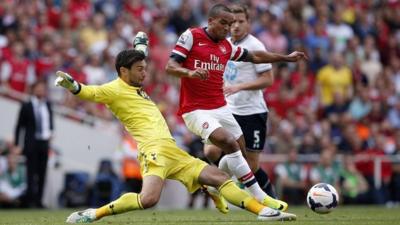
[172,27,245,115]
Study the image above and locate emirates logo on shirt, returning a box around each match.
[194,54,225,71]
[202,122,209,129]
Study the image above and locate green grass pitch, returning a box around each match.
[0,206,399,225]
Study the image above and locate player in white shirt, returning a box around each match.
[204,4,276,197]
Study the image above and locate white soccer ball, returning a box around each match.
[307,183,339,214]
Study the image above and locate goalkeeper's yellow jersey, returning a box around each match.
[77,78,173,150]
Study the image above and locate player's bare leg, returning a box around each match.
[66,176,164,223]
[236,135,247,156]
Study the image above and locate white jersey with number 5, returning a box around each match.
[224,34,272,115]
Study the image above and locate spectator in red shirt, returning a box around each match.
[66,55,87,84]
[67,0,92,28]
[356,133,392,204]
[0,41,35,94]
[35,40,56,80]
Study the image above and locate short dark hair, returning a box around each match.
[30,79,47,94]
[230,4,249,20]
[115,49,146,76]
[208,3,231,18]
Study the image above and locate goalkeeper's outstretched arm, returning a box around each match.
[54,71,109,103]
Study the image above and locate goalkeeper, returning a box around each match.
[57,32,296,223]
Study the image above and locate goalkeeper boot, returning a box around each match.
[262,195,288,211]
[66,208,97,223]
[257,207,297,221]
[201,186,229,214]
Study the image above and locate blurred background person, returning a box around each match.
[316,52,353,108]
[355,132,393,204]
[274,148,308,205]
[339,154,369,204]
[310,147,341,191]
[0,41,36,96]
[0,141,26,208]
[14,80,54,208]
[90,159,122,207]
[389,130,400,205]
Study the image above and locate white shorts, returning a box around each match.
[182,105,243,144]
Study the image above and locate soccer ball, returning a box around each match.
[307,183,339,214]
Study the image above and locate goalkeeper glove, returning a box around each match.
[54,71,81,94]
[133,31,149,57]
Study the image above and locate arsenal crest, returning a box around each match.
[219,45,226,54]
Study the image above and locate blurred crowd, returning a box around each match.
[1,0,400,207]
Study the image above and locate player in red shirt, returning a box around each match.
[165,3,307,211]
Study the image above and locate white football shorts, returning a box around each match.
[182,105,243,144]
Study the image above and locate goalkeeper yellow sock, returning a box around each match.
[95,193,143,219]
[218,180,264,215]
